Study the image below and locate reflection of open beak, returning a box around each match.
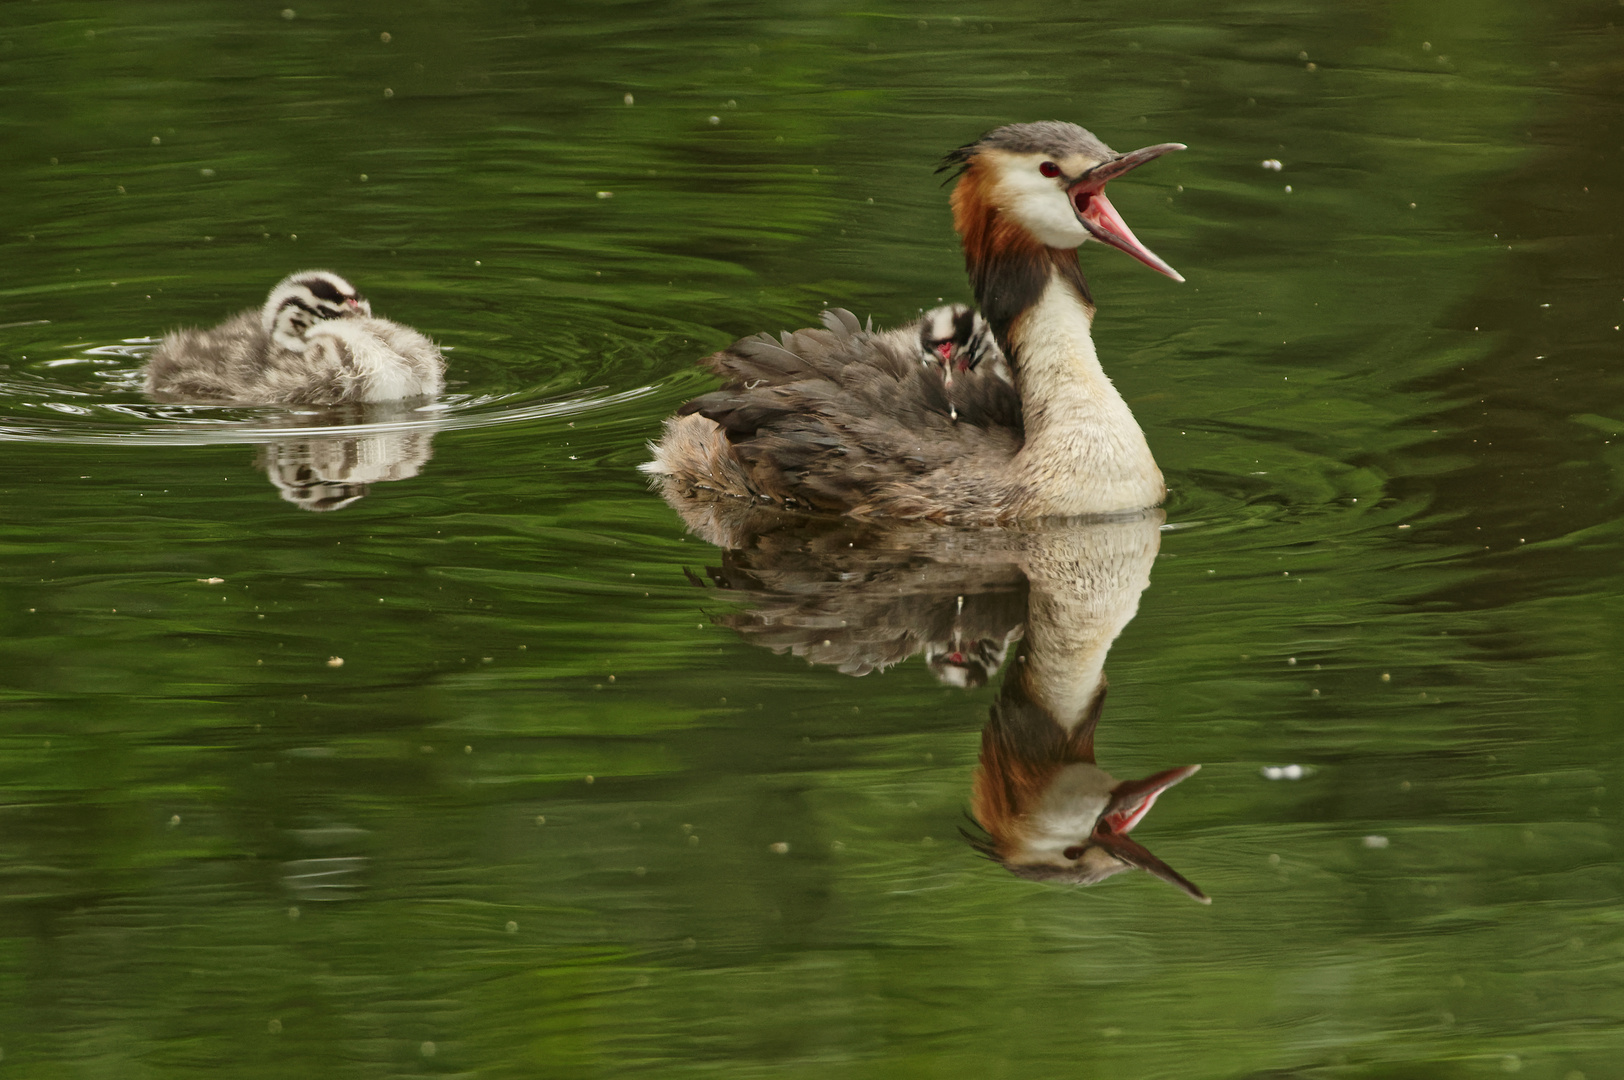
[1069,142,1185,282]
[1090,827,1210,904]
[1099,763,1208,903]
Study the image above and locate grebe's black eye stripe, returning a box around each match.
[303,278,346,304]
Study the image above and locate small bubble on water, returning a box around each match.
[769,842,789,854]
[151,136,161,145]
[383,87,393,98]
[380,31,391,43]
[199,168,215,178]
[623,93,634,105]
[420,1042,436,1058]
[1362,835,1389,849]
[708,115,720,125]
[505,920,518,933]
[267,1019,282,1034]
[326,656,344,667]
[281,8,295,19]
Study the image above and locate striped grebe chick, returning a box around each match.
[143,270,444,405]
[644,122,1184,524]
[910,303,1009,386]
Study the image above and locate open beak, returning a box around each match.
[1089,828,1210,904]
[1069,142,1186,283]
[1102,763,1201,833]
[1094,763,1208,903]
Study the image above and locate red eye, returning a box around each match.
[1039,161,1061,178]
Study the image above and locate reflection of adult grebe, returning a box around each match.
[679,508,1208,901]
[144,271,444,405]
[645,121,1183,524]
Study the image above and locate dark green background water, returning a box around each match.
[2,0,1622,1076]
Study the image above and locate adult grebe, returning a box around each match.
[143,271,444,405]
[643,121,1184,525]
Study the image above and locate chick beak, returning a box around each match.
[1069,142,1186,282]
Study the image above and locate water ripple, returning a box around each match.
[0,337,658,446]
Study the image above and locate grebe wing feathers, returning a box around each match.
[672,310,1023,519]
[144,309,272,402]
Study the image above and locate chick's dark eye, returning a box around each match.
[1039,161,1061,178]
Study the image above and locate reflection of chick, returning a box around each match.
[924,627,1021,688]
[257,428,435,512]
[144,271,444,405]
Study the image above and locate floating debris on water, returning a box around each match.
[1362,835,1390,849]
[1262,159,1283,171]
[326,656,344,667]
[1261,764,1309,780]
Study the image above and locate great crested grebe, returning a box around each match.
[643,121,1184,524]
[679,509,1207,899]
[143,271,444,405]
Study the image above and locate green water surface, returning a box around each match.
[1,1,1622,1077]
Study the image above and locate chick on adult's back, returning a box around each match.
[143,270,444,405]
[644,121,1186,525]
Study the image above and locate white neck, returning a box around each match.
[1009,276,1164,517]
[1016,515,1161,729]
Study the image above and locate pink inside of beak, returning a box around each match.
[1102,791,1161,834]
[1073,188,1185,283]
[934,341,953,361]
[345,298,362,310]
